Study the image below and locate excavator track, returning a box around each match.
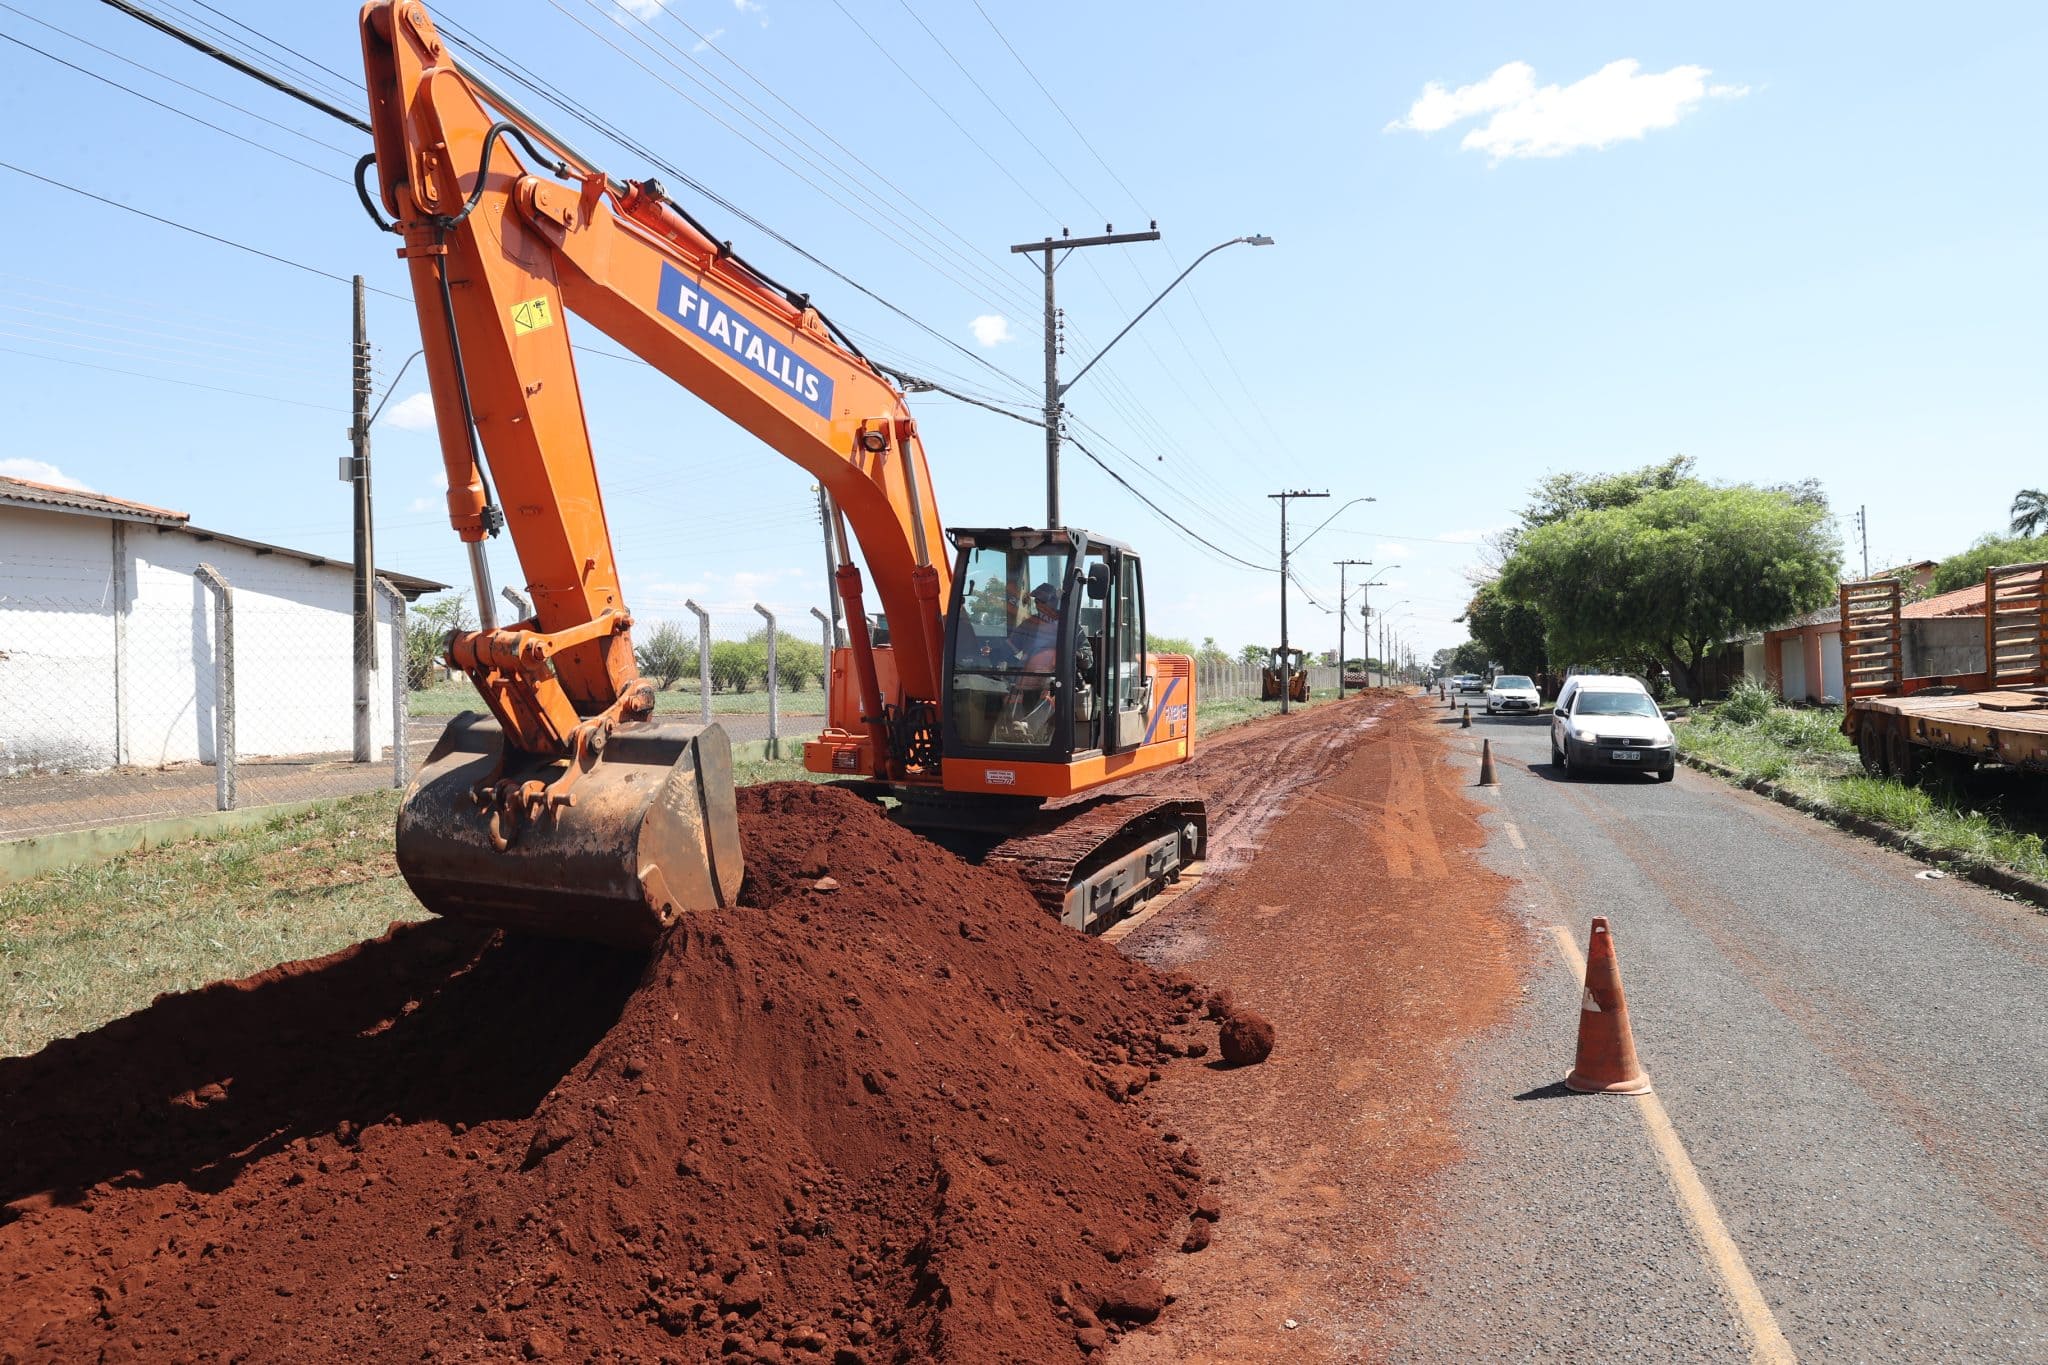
[984,793,1206,934]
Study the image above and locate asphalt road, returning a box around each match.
[1384,698,2048,1362]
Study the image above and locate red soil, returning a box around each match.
[0,783,1229,1363]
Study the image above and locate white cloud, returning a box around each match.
[1389,59,1745,160]
[0,458,92,491]
[732,0,766,23]
[970,314,1013,348]
[692,26,726,52]
[1386,61,1535,134]
[1438,527,1491,544]
[617,0,668,19]
[381,391,436,432]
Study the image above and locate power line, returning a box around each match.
[95,0,370,130]
[1,30,348,183]
[968,0,1145,213]
[0,3,356,156]
[822,0,1058,221]
[892,0,1105,219]
[0,159,403,297]
[0,343,341,411]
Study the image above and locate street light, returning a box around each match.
[1060,235,1275,398]
[1016,230,1275,525]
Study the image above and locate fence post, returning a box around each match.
[754,602,779,758]
[684,598,712,726]
[377,576,410,789]
[194,561,235,811]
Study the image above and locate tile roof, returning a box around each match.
[1901,584,1985,619]
[0,475,186,525]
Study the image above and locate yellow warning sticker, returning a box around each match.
[511,297,554,335]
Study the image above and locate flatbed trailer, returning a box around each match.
[1840,562,2048,781]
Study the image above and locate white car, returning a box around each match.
[1484,674,1541,715]
[1550,676,1675,781]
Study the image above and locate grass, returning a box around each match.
[1678,689,2048,884]
[410,681,827,717]
[1,790,423,1059]
[1196,684,1349,737]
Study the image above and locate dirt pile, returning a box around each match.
[0,783,1232,1363]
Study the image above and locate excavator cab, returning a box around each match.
[942,529,1149,762]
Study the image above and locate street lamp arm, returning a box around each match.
[1058,234,1272,398]
[1294,495,1376,553]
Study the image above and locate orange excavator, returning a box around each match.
[358,1,1203,946]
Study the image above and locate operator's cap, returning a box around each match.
[1031,582,1060,608]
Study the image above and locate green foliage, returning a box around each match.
[709,639,766,693]
[2010,489,2048,538]
[1197,636,1232,666]
[634,619,697,690]
[1462,582,1548,676]
[1146,633,1197,657]
[1446,640,1490,674]
[1237,643,1268,667]
[1497,480,1839,702]
[774,636,825,692]
[1719,678,1775,726]
[404,592,472,691]
[1930,532,2048,594]
[1520,455,1697,530]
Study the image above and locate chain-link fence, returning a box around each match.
[1193,659,1349,700]
[1,563,412,841]
[406,600,841,761]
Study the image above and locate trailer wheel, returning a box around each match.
[1857,724,1889,777]
[1886,727,1923,785]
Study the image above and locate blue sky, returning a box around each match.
[2,1,2042,664]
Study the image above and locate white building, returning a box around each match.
[0,475,446,775]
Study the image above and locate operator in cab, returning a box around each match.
[1011,582,1064,669]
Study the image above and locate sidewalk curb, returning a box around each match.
[1678,751,2048,911]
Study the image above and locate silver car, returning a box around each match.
[1550,680,1675,781]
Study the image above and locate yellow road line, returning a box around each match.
[1548,925,1798,1365]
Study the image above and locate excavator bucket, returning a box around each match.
[395,713,744,948]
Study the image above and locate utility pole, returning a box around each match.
[1269,490,1328,714]
[1856,504,1870,579]
[1335,560,1371,695]
[1008,225,1161,526]
[349,275,375,763]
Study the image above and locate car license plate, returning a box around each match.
[1611,749,1641,761]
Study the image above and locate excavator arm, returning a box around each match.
[359,0,951,943]
[361,0,949,753]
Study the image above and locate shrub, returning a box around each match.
[1719,680,1774,727]
[405,593,472,691]
[708,639,767,693]
[634,620,696,690]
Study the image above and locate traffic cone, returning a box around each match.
[1565,918,1652,1094]
[1461,705,1471,728]
[1478,739,1498,786]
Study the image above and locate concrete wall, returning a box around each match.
[1903,616,1984,679]
[1,505,397,774]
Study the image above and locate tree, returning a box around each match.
[1146,633,1197,656]
[1447,640,1490,675]
[1196,636,1232,666]
[1930,532,2048,593]
[634,620,696,690]
[1520,455,1697,530]
[1237,643,1267,667]
[2011,489,2048,538]
[1497,482,1839,702]
[1462,582,1549,677]
[404,592,472,691]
